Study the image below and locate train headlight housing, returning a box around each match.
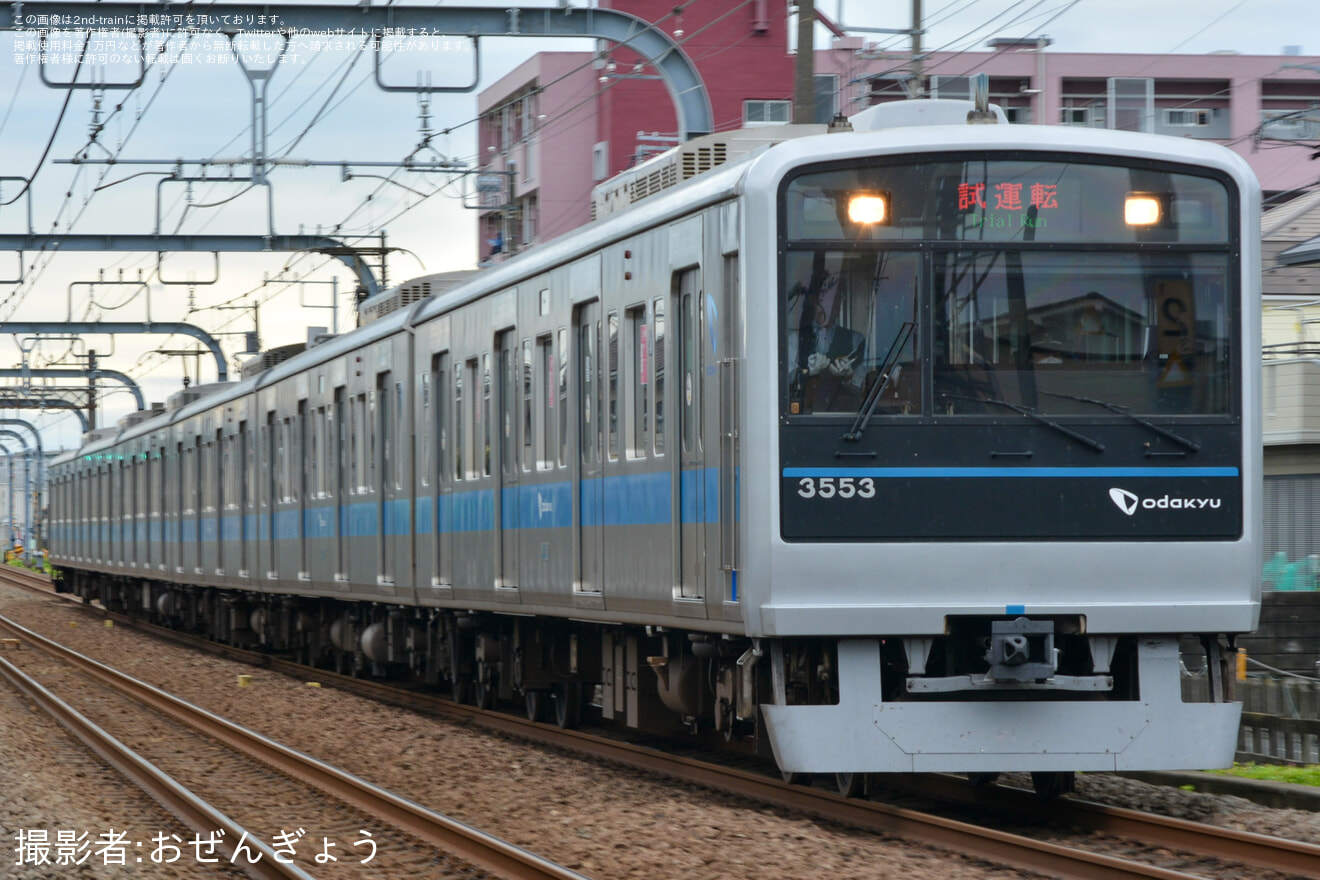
[847,192,889,225]
[1124,193,1162,226]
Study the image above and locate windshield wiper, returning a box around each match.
[939,394,1106,453]
[843,321,916,442]
[1039,391,1200,452]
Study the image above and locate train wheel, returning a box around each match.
[524,689,545,723]
[835,772,864,798]
[1030,771,1075,799]
[551,682,581,729]
[476,678,496,710]
[781,770,810,785]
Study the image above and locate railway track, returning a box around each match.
[0,611,589,880]
[5,571,1318,880]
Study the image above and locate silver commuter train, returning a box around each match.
[50,100,1262,796]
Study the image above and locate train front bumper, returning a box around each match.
[760,637,1241,773]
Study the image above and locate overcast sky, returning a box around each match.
[0,0,1317,450]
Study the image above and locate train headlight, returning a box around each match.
[847,193,888,225]
[1124,193,1162,226]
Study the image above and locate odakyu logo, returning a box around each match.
[1108,487,1222,516]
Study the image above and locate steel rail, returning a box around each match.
[0,609,1203,880]
[8,579,1316,880]
[875,773,1320,879]
[0,614,589,880]
[0,653,314,880]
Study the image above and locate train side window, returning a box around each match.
[332,389,345,500]
[419,374,430,488]
[627,306,648,458]
[537,335,553,470]
[246,424,257,509]
[215,431,225,514]
[482,353,492,477]
[349,396,361,494]
[558,327,569,468]
[454,368,464,480]
[680,277,701,455]
[521,339,533,472]
[280,420,291,503]
[431,354,448,486]
[183,441,196,515]
[580,318,597,467]
[395,381,405,490]
[607,311,619,460]
[466,358,482,479]
[367,390,377,493]
[310,409,320,498]
[653,297,666,455]
[295,406,306,503]
[378,374,393,492]
[499,333,517,476]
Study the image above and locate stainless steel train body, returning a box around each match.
[49,111,1262,785]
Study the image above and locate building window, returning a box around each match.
[1164,109,1210,126]
[1061,106,1091,126]
[814,74,838,123]
[744,99,791,126]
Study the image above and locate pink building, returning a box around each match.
[476,5,1320,262]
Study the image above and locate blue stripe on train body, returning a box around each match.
[115,468,726,546]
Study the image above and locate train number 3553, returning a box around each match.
[796,477,876,499]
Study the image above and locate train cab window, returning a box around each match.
[607,311,619,460]
[784,250,920,416]
[627,306,649,458]
[521,339,533,472]
[557,328,569,468]
[653,298,666,455]
[932,250,1232,416]
[537,335,553,470]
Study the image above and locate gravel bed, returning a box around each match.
[0,647,249,879]
[3,585,1318,880]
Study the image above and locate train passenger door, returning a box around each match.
[298,401,310,580]
[496,331,520,593]
[576,301,603,595]
[675,268,705,601]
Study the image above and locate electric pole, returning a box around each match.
[794,0,815,124]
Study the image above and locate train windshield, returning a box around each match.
[780,154,1237,418]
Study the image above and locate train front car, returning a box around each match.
[740,122,1261,791]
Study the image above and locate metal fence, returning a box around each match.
[1235,677,1320,765]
